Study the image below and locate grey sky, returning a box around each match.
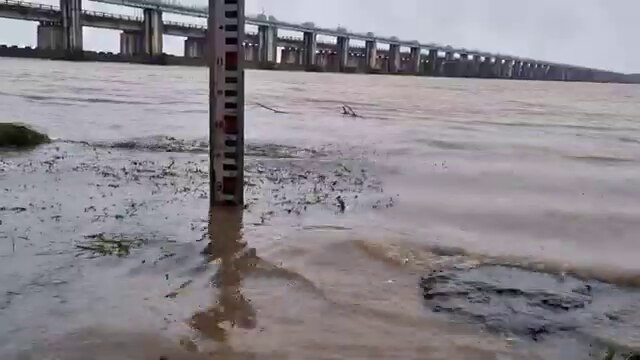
[0,0,638,73]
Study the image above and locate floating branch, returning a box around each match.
[341,104,362,118]
[253,102,288,114]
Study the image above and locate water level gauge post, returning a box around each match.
[208,0,245,206]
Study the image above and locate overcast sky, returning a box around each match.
[0,0,638,73]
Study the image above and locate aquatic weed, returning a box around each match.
[75,233,144,257]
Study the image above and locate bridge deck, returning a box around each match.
[0,0,618,72]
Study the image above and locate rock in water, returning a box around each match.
[0,123,50,148]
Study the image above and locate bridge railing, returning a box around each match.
[82,9,141,22]
[1,0,204,28]
[164,20,205,30]
[2,0,58,10]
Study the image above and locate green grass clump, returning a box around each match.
[0,123,50,148]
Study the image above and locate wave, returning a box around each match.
[619,137,640,144]
[471,119,639,133]
[59,136,328,159]
[566,155,635,164]
[351,239,640,288]
[0,90,152,106]
[351,238,640,351]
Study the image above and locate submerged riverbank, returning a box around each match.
[1,59,640,359]
[2,138,638,359]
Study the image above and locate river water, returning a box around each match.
[1,58,640,359]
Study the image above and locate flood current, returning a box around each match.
[1,58,640,359]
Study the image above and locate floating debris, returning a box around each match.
[341,104,362,118]
[253,102,289,114]
[75,233,144,257]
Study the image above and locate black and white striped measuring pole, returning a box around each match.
[208,0,245,206]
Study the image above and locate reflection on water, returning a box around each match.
[191,208,257,344]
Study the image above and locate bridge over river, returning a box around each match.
[0,0,628,82]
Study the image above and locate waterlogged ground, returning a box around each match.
[0,140,408,359]
[1,59,640,359]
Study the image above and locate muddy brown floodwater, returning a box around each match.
[1,58,640,359]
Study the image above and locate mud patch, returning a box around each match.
[421,265,640,356]
[0,122,49,148]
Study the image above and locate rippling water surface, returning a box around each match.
[1,58,640,359]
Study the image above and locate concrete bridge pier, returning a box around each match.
[244,43,258,62]
[521,62,529,79]
[347,52,363,70]
[280,47,298,65]
[545,65,556,80]
[316,50,330,69]
[511,61,522,79]
[526,63,535,79]
[584,69,595,82]
[426,49,438,76]
[298,48,306,65]
[184,36,204,58]
[303,31,317,68]
[388,44,401,73]
[330,50,344,71]
[120,30,144,56]
[542,64,551,80]
[399,53,409,73]
[470,55,481,77]
[502,59,513,78]
[60,0,82,56]
[479,57,493,78]
[526,63,534,79]
[544,65,552,80]
[434,54,445,76]
[518,62,526,79]
[529,63,537,79]
[537,64,547,80]
[377,55,387,71]
[569,67,583,81]
[547,65,563,81]
[258,25,277,64]
[493,58,504,78]
[365,40,377,71]
[143,8,163,57]
[457,53,469,77]
[337,36,349,72]
[442,51,455,77]
[520,62,530,79]
[409,47,421,74]
[37,23,63,51]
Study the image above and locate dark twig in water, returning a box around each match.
[341,104,362,118]
[253,102,288,114]
[336,196,346,213]
[75,233,144,257]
